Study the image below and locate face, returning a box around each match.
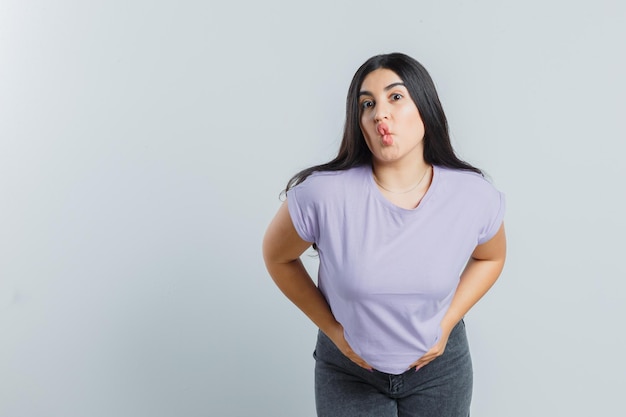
[358,68,426,164]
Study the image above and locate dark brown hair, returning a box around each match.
[285,52,481,192]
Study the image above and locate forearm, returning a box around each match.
[409,255,505,370]
[440,257,505,333]
[266,258,340,335]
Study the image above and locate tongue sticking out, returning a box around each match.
[377,123,393,146]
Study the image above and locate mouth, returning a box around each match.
[376,123,394,146]
[376,123,389,136]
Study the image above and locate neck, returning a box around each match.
[372,159,431,192]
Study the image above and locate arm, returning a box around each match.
[262,200,373,370]
[410,222,507,370]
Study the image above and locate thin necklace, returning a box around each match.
[373,165,431,194]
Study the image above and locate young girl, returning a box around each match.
[263,52,506,417]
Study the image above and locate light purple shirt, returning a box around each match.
[287,165,505,374]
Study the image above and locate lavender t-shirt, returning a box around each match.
[287,165,505,374]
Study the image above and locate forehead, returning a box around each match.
[360,68,404,92]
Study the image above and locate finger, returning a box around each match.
[414,358,433,372]
[347,354,374,371]
[354,358,374,371]
[410,353,439,371]
[409,352,435,368]
[328,333,374,371]
[337,343,374,371]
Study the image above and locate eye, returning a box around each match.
[360,100,374,110]
[391,93,403,101]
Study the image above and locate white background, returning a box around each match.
[1,1,624,416]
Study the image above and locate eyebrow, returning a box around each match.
[358,82,406,97]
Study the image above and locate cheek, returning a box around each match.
[359,117,370,136]
[359,121,375,150]
[415,118,426,136]
[402,108,425,135]
[360,126,372,145]
[360,112,375,131]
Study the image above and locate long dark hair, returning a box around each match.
[285,52,481,192]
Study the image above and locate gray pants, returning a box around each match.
[314,320,473,417]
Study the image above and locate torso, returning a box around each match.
[286,164,505,374]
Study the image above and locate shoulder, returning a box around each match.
[435,166,501,198]
[285,166,370,242]
[434,166,505,242]
[288,165,369,199]
[434,166,504,215]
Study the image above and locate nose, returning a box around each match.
[374,101,390,122]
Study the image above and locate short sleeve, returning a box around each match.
[286,184,318,243]
[477,189,506,245]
